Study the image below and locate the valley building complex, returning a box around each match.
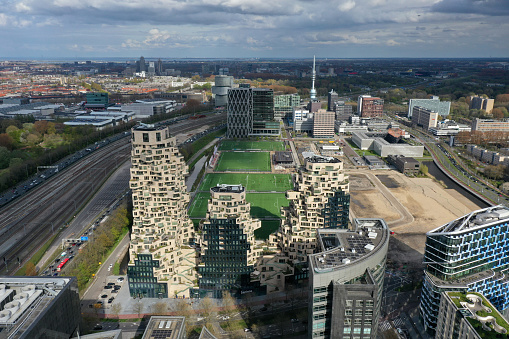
[127,124,197,298]
[273,154,350,263]
[198,184,263,298]
[420,205,509,335]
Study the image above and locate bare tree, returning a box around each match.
[133,301,144,319]
[152,302,167,315]
[111,304,122,321]
[200,297,215,321]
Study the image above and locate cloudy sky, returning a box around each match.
[0,0,508,59]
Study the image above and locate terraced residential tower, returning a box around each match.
[127,124,197,298]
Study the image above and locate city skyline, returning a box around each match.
[0,0,508,58]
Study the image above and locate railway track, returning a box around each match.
[0,114,225,275]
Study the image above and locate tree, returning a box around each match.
[152,302,167,315]
[9,158,23,168]
[484,165,505,180]
[111,303,122,320]
[493,107,505,119]
[0,133,14,150]
[0,147,10,169]
[133,301,144,319]
[221,291,236,315]
[174,299,193,319]
[420,164,428,176]
[200,297,215,321]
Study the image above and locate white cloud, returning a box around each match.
[338,0,356,12]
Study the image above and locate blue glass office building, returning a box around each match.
[419,206,509,335]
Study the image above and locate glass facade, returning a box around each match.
[199,219,254,298]
[127,254,168,298]
[420,209,509,334]
[322,190,350,229]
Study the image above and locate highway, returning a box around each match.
[0,112,225,275]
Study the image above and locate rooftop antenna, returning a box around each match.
[310,55,317,101]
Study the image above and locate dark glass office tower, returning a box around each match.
[323,189,350,229]
[198,185,261,298]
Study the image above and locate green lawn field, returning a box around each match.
[188,192,210,219]
[219,140,285,151]
[255,220,281,240]
[199,173,293,192]
[246,193,288,218]
[215,151,271,171]
[188,192,288,219]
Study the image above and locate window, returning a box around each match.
[143,133,149,142]
[156,132,161,142]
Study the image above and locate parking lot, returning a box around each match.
[90,276,126,309]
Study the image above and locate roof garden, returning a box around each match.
[447,291,509,337]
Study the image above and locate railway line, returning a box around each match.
[0,113,226,275]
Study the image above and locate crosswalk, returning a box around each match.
[379,320,392,332]
[392,317,405,329]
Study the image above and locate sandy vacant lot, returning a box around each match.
[350,171,483,266]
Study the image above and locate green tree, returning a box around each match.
[420,164,428,176]
[0,147,11,169]
[9,158,23,168]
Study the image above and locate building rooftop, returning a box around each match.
[303,153,341,164]
[309,219,389,274]
[0,277,74,338]
[142,316,186,339]
[274,151,293,163]
[430,205,509,234]
[445,291,509,336]
[132,123,167,131]
[211,184,244,193]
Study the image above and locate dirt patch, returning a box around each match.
[381,172,483,261]
[350,189,401,222]
[350,174,374,191]
[376,174,400,189]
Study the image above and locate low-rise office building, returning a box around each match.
[121,99,176,119]
[308,219,390,339]
[387,155,420,174]
[141,316,186,339]
[471,118,509,132]
[0,277,80,339]
[351,131,424,158]
[429,120,471,136]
